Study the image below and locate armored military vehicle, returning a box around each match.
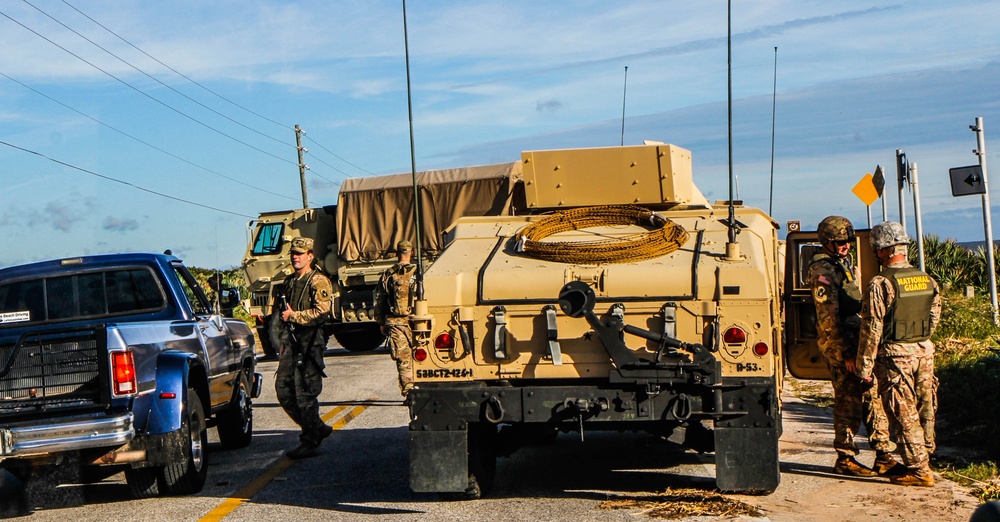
[242,164,520,356]
[407,143,783,498]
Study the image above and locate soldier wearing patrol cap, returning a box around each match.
[375,240,418,399]
[273,236,335,458]
[808,216,897,477]
[857,221,941,487]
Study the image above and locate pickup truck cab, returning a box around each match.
[0,252,261,497]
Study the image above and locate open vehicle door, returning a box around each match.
[783,229,878,380]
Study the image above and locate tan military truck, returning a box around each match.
[241,164,520,356]
[407,143,784,498]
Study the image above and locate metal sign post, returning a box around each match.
[910,162,925,271]
[972,117,998,325]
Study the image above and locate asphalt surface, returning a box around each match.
[0,345,984,521]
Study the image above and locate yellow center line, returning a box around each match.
[199,399,376,522]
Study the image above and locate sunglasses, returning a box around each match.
[832,240,852,247]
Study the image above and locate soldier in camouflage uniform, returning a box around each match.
[856,221,941,487]
[375,240,417,399]
[273,237,335,459]
[808,216,897,477]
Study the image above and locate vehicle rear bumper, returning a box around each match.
[0,412,135,459]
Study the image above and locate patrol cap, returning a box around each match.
[290,237,314,254]
[397,240,413,253]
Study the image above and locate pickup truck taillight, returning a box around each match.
[111,350,137,395]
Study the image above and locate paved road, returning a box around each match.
[2,345,982,521]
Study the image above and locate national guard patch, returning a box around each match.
[814,285,828,303]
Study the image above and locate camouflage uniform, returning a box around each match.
[375,241,417,397]
[808,252,892,459]
[857,259,941,470]
[273,248,334,448]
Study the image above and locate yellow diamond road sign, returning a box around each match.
[852,173,879,206]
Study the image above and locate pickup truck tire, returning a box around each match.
[217,371,254,449]
[332,323,386,352]
[160,388,209,495]
[124,466,161,498]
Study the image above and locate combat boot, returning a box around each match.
[889,466,935,487]
[834,456,877,477]
[873,452,904,476]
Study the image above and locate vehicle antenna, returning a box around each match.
[768,46,777,216]
[402,0,424,298]
[725,0,739,259]
[620,66,628,146]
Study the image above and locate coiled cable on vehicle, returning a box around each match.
[514,205,689,264]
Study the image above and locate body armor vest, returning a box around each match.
[810,253,863,324]
[881,266,934,343]
[382,263,416,317]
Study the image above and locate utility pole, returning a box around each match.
[972,117,998,325]
[295,124,309,209]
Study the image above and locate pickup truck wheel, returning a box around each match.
[217,371,254,449]
[160,388,208,495]
[333,324,386,352]
[124,466,160,498]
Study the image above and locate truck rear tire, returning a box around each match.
[217,371,254,449]
[160,388,208,496]
[332,324,386,352]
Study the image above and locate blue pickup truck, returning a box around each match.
[0,252,261,497]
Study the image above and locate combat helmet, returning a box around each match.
[870,221,910,250]
[817,216,855,244]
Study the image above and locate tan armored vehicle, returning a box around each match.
[407,143,783,498]
[242,164,519,356]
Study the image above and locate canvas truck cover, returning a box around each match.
[337,162,522,263]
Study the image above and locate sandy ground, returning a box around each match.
[723,379,980,521]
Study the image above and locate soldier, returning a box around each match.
[375,240,417,399]
[808,216,897,477]
[856,221,941,487]
[272,237,334,459]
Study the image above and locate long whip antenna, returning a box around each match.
[768,47,777,216]
[402,0,424,298]
[620,66,628,146]
[726,0,738,256]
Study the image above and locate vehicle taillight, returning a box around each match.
[723,327,747,344]
[753,342,769,356]
[414,347,428,362]
[435,333,455,349]
[112,351,137,395]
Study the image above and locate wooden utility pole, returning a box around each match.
[295,124,309,209]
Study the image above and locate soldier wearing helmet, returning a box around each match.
[856,221,941,487]
[807,216,895,477]
[375,240,418,399]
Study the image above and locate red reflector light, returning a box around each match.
[414,348,428,362]
[723,327,747,344]
[160,392,177,399]
[753,342,769,356]
[111,351,137,395]
[434,333,455,349]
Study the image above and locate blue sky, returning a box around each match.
[1,1,999,269]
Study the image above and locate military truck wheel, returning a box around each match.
[258,325,277,359]
[160,388,209,496]
[217,370,253,449]
[124,466,160,498]
[333,324,386,352]
[441,423,498,500]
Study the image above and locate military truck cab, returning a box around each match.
[407,143,784,498]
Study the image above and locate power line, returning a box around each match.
[24,0,292,150]
[59,0,291,132]
[0,71,301,203]
[0,139,256,219]
[0,8,297,167]
[59,0,375,179]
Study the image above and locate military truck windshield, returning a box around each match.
[252,223,284,255]
[0,266,166,327]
